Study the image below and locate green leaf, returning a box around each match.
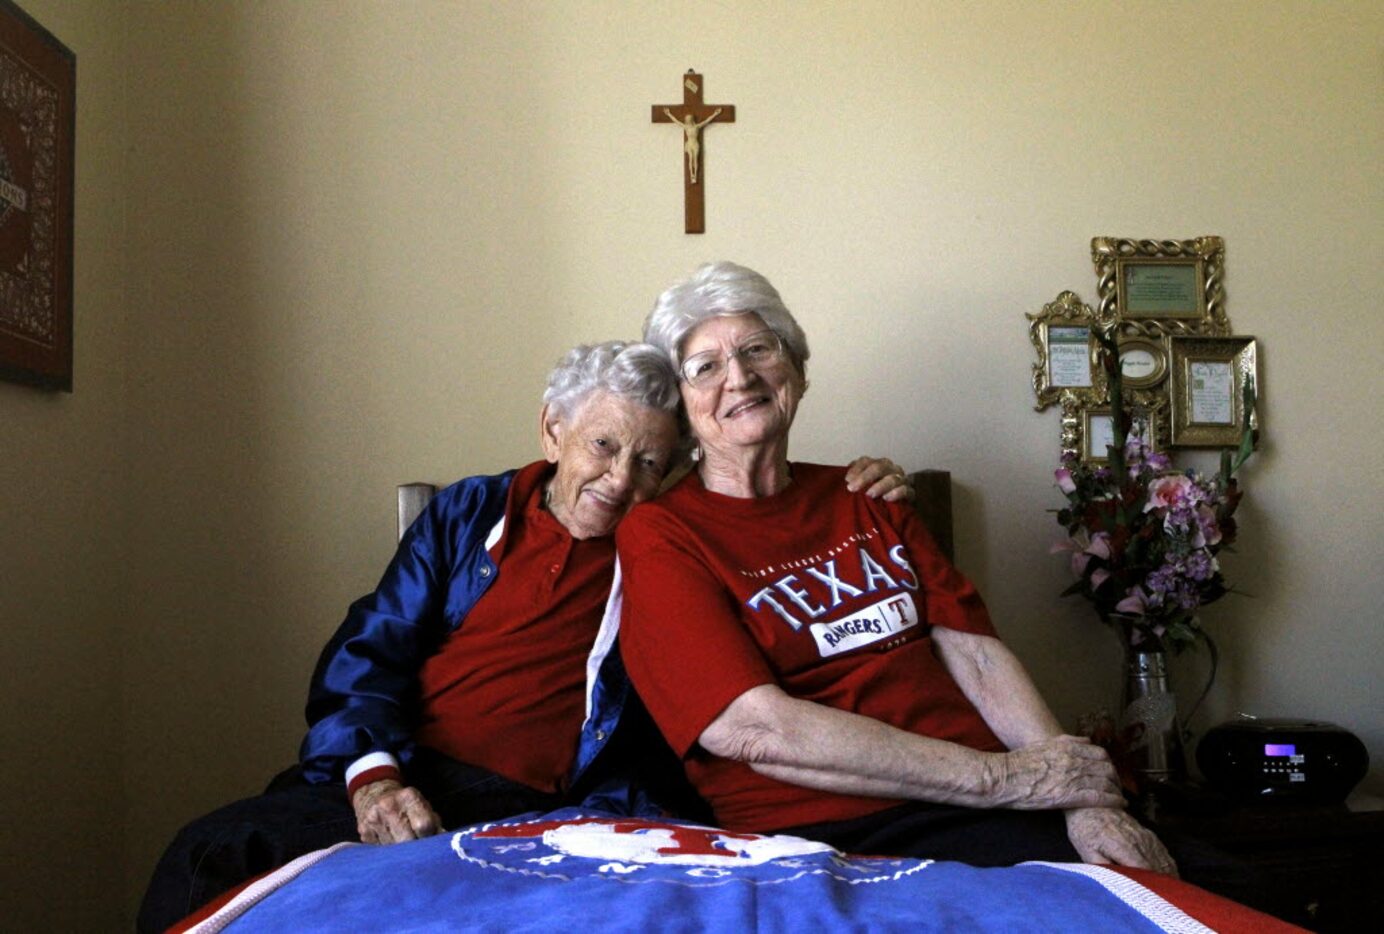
[1231,375,1257,473]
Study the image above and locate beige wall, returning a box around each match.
[0,0,128,928]
[2,1,1380,927]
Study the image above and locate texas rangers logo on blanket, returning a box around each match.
[182,809,1255,933]
[454,814,930,886]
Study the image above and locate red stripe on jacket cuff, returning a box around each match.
[347,765,402,798]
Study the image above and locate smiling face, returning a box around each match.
[539,390,680,540]
[678,313,805,459]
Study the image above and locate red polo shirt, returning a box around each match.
[414,460,616,793]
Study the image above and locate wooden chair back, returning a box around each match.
[397,470,953,561]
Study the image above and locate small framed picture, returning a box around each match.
[1027,291,1097,411]
[1117,337,1168,389]
[1061,393,1167,465]
[1169,336,1259,447]
[1091,237,1228,335]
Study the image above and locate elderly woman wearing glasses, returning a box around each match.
[617,262,1176,873]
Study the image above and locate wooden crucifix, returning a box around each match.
[652,70,735,234]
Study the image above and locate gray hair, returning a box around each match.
[642,261,810,373]
[541,340,681,421]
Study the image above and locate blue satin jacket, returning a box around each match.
[299,468,631,790]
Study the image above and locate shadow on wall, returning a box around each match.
[120,3,573,921]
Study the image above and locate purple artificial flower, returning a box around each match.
[1146,563,1177,596]
[1196,504,1223,547]
[1124,436,1148,476]
[1144,450,1172,472]
[1184,551,1218,582]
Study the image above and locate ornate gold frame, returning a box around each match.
[1027,291,1098,411]
[1088,334,1170,396]
[1169,336,1259,447]
[1116,337,1168,389]
[1091,237,1228,336]
[1060,391,1170,465]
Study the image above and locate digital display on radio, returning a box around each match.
[1264,743,1297,757]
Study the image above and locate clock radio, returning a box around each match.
[1196,718,1369,803]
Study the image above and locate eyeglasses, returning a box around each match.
[679,330,786,388]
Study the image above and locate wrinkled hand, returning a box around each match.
[352,779,443,845]
[1065,807,1178,876]
[845,456,914,502]
[992,735,1125,810]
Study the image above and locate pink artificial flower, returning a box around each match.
[1144,474,1195,512]
[1073,532,1113,577]
[1053,534,1113,579]
[1090,568,1112,591]
[1055,467,1077,495]
[1050,538,1089,577]
[1115,588,1147,615]
[1196,504,1223,547]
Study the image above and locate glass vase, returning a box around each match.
[1117,637,1186,790]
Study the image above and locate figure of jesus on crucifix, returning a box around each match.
[663,106,722,184]
[652,70,736,233]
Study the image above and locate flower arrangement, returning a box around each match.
[1052,329,1256,653]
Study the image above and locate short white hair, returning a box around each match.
[642,261,810,373]
[541,340,681,421]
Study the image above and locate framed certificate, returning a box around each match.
[1027,291,1097,411]
[1169,336,1259,447]
[1091,237,1228,336]
[0,0,74,391]
[1120,259,1202,319]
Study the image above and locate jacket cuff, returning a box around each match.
[346,751,402,799]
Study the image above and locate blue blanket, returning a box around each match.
[192,809,1214,932]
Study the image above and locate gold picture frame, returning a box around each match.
[1116,336,1168,390]
[1091,237,1228,336]
[1061,391,1169,465]
[1027,291,1097,411]
[1169,336,1259,447]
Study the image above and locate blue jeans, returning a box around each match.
[137,747,561,933]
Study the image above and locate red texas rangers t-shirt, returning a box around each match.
[617,463,1005,832]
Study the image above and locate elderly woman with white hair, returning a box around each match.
[617,263,1178,874]
[139,339,910,932]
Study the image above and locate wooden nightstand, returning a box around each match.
[1145,791,1384,932]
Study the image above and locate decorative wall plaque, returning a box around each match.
[0,0,74,391]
